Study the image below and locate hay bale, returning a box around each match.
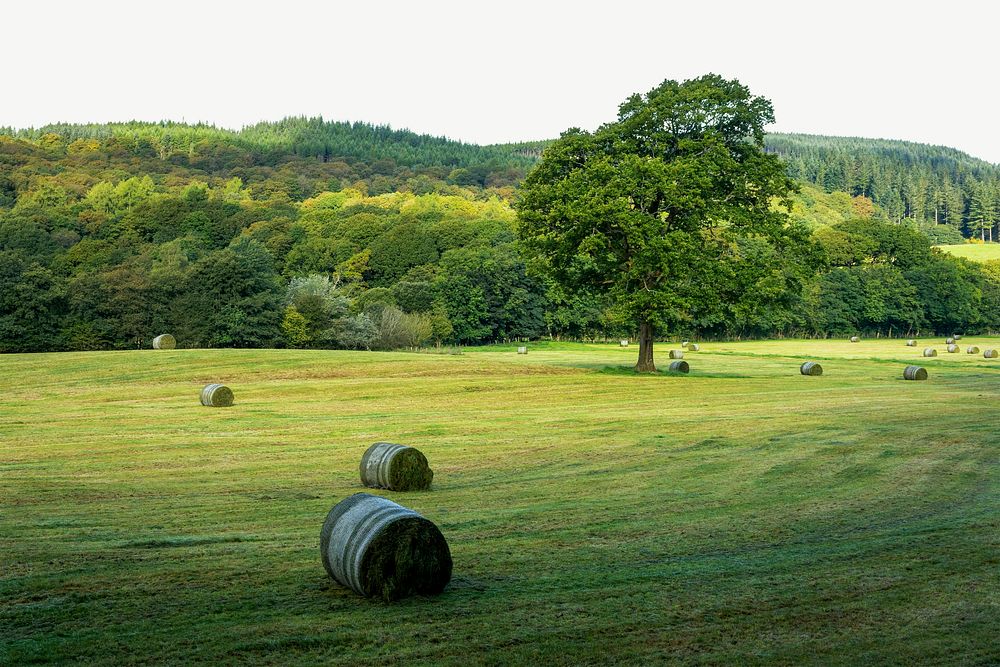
[945,337,955,344]
[966,346,980,354]
[903,365,928,381]
[984,349,999,359]
[360,442,433,492]
[688,343,700,352]
[619,339,629,347]
[668,350,684,359]
[946,344,959,353]
[954,334,962,340]
[905,339,916,347]
[517,346,527,355]
[681,341,689,347]
[850,336,860,343]
[800,361,823,376]
[667,360,689,374]
[922,348,937,357]
[200,383,234,407]
[152,334,176,350]
[320,493,451,601]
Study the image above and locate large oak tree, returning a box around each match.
[517,74,809,371]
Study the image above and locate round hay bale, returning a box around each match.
[954,334,962,340]
[946,344,959,353]
[360,442,433,492]
[984,349,999,359]
[200,383,234,407]
[966,345,980,354]
[667,360,689,374]
[688,343,700,351]
[681,341,689,348]
[800,361,823,376]
[905,339,916,347]
[945,337,955,344]
[668,350,684,359]
[320,493,451,601]
[152,334,176,350]
[517,346,527,355]
[849,336,860,343]
[903,365,928,381]
[922,348,937,357]
[619,339,629,347]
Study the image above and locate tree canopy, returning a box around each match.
[517,75,815,371]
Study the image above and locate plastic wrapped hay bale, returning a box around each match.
[667,360,689,374]
[152,334,176,350]
[320,493,452,601]
[903,365,928,381]
[800,361,823,376]
[360,442,433,492]
[200,383,234,407]
[922,348,937,357]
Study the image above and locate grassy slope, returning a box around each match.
[1,341,997,665]
[936,243,1000,262]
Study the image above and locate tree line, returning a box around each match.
[2,119,999,354]
[766,133,1000,242]
[1,177,998,353]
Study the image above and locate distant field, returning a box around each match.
[935,243,1000,261]
[1,340,998,665]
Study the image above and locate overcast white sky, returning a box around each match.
[4,1,998,163]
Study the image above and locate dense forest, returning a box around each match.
[1,118,999,352]
[766,134,1000,242]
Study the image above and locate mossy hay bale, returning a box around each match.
[903,365,928,381]
[688,343,701,351]
[668,350,684,359]
[152,334,176,350]
[905,339,917,346]
[667,360,689,374]
[619,339,629,347]
[800,361,823,376]
[946,344,959,353]
[966,345,981,354]
[320,493,452,601]
[984,349,999,359]
[850,336,860,343]
[922,348,937,357]
[517,346,527,354]
[360,442,433,492]
[200,383,234,407]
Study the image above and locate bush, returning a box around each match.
[326,313,378,350]
[375,306,433,349]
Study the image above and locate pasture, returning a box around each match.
[1,340,998,665]
[935,243,1000,262]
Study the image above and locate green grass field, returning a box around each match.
[2,340,998,665]
[935,243,1000,261]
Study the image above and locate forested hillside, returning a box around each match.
[2,119,999,352]
[766,133,1000,241]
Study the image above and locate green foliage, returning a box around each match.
[281,305,311,348]
[767,132,1000,238]
[518,75,812,367]
[4,113,1000,352]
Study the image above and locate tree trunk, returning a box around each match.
[635,321,656,373]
